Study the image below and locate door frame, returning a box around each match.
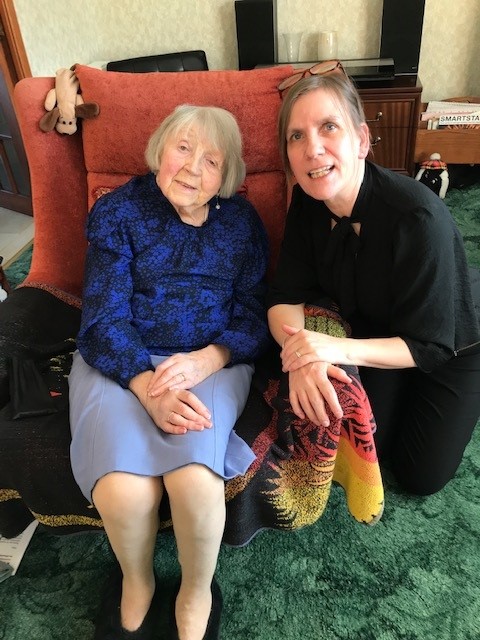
[0,0,31,214]
[0,0,31,93]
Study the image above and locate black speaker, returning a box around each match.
[235,0,277,70]
[380,0,425,75]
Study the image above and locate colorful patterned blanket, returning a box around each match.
[223,305,384,545]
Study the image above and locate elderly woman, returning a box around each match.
[268,62,480,499]
[69,105,270,640]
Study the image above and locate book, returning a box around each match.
[421,100,479,129]
[438,111,480,126]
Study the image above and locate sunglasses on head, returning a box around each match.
[277,59,347,96]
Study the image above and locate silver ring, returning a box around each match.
[295,350,302,359]
[179,372,186,382]
[167,411,175,423]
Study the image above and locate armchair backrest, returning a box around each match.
[14,64,291,299]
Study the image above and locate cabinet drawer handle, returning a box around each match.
[371,136,382,146]
[367,111,383,123]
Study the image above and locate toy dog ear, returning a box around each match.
[75,102,100,120]
[39,107,60,132]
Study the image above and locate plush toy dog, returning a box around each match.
[39,66,100,135]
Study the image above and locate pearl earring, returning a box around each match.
[215,194,220,210]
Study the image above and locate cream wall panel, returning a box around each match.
[12,0,480,102]
[12,0,240,72]
[277,0,383,62]
[418,0,480,102]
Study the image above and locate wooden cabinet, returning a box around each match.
[358,76,422,175]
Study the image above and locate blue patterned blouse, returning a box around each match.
[77,173,270,388]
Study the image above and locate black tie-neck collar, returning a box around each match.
[323,166,371,318]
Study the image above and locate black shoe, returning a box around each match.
[94,566,160,640]
[169,577,223,640]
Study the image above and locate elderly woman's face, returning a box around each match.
[156,126,224,216]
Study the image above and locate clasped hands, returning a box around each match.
[139,351,215,436]
[281,324,352,427]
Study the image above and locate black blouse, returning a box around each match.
[267,162,480,372]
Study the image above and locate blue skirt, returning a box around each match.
[69,352,256,502]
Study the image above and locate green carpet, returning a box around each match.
[1,184,480,639]
[444,185,480,268]
[4,243,32,289]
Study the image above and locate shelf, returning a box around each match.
[414,98,480,165]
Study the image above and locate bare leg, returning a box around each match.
[93,471,163,631]
[164,464,225,640]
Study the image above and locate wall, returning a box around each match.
[12,0,480,102]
